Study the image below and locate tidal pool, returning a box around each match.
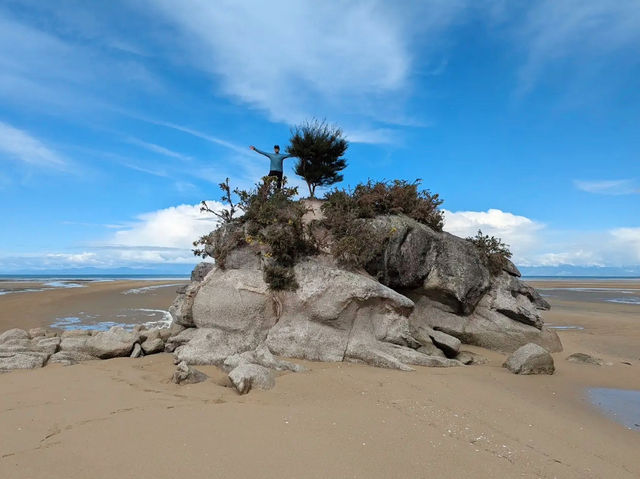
[587,388,640,431]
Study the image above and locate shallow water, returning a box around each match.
[546,325,585,330]
[50,309,172,331]
[538,287,640,306]
[587,388,640,431]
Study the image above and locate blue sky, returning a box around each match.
[1,0,639,274]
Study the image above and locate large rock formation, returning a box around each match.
[167,209,560,392]
[173,254,460,371]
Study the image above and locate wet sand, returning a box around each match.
[1,280,639,478]
[0,280,188,331]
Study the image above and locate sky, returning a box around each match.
[1,0,639,275]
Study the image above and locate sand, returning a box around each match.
[0,280,188,330]
[1,280,639,478]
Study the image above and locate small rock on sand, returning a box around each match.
[503,343,554,375]
[566,352,604,366]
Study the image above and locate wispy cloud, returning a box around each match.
[573,179,640,195]
[141,0,411,126]
[0,120,67,170]
[134,116,250,156]
[126,137,192,162]
[514,0,640,94]
[0,7,162,116]
[119,162,169,178]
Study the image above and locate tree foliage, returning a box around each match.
[466,230,513,276]
[287,119,348,198]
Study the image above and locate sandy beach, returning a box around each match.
[0,279,188,331]
[1,280,639,478]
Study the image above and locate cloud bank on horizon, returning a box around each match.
[0,0,638,273]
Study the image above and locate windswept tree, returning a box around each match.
[287,119,348,198]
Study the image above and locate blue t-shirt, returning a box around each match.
[254,148,293,172]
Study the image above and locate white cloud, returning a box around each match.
[347,128,399,145]
[0,202,228,270]
[109,202,225,250]
[140,0,414,126]
[444,208,543,260]
[611,227,640,262]
[0,121,67,169]
[44,252,98,264]
[444,207,640,268]
[574,179,639,195]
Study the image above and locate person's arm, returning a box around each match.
[284,153,296,159]
[250,145,270,157]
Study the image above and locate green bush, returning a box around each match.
[194,176,313,290]
[466,230,513,276]
[320,179,444,268]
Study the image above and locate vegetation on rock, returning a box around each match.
[195,177,448,289]
[320,180,444,268]
[194,177,314,290]
[466,229,513,276]
[287,119,348,198]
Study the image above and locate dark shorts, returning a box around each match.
[268,170,283,188]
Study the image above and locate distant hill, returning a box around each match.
[519,265,640,278]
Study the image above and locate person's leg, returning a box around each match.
[268,170,283,189]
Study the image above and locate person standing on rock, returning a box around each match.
[249,144,294,189]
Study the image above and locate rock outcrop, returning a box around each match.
[173,255,460,371]
[166,209,560,391]
[366,215,492,314]
[0,325,176,372]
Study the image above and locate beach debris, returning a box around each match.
[503,343,555,375]
[130,343,143,358]
[566,352,604,366]
[172,361,208,385]
[228,363,275,395]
